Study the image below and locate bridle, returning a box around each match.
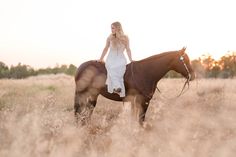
[130,53,192,100]
[155,53,192,99]
[180,53,191,80]
[177,53,192,96]
[131,53,192,99]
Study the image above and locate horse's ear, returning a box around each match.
[179,47,187,55]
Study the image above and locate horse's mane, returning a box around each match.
[137,51,178,63]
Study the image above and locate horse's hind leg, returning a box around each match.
[139,101,149,123]
[74,89,99,125]
[74,91,82,123]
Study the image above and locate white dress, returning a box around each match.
[105,41,127,97]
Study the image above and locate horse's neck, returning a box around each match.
[140,54,173,83]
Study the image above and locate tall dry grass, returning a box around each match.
[0,74,235,157]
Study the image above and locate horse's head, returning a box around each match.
[171,47,195,81]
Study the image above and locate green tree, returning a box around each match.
[0,62,9,78]
[219,52,236,78]
[58,64,68,73]
[201,54,215,78]
[9,63,34,79]
[210,61,221,78]
[66,64,77,75]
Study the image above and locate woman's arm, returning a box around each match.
[125,37,133,62]
[99,37,110,62]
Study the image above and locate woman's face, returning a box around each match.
[111,25,117,35]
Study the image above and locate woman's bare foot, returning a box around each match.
[113,88,121,95]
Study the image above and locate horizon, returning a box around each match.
[1,50,235,69]
[1,0,235,68]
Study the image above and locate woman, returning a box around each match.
[99,21,133,97]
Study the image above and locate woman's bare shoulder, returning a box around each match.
[106,35,112,42]
[122,35,129,41]
[107,34,114,41]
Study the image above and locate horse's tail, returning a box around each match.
[74,61,105,124]
[75,60,106,104]
[75,61,100,92]
[75,61,94,82]
[74,60,97,111]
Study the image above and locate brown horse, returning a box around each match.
[74,47,195,124]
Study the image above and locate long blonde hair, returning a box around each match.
[109,22,128,47]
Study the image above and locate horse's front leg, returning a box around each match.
[139,101,149,123]
[128,94,149,125]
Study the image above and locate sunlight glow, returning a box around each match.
[0,0,235,68]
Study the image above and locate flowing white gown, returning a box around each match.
[105,42,127,97]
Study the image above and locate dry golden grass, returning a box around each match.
[0,74,236,157]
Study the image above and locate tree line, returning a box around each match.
[191,52,236,78]
[166,52,236,78]
[0,62,77,79]
[1,52,236,79]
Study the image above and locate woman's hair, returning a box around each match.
[109,21,128,47]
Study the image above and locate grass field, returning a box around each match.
[0,74,236,157]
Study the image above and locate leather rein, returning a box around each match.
[131,53,191,100]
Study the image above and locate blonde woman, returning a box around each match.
[99,21,133,97]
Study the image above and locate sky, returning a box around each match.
[0,0,235,68]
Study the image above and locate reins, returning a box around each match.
[130,52,191,100]
[156,78,189,100]
[156,53,191,99]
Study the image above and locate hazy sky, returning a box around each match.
[0,0,235,68]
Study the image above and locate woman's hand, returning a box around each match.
[97,59,104,62]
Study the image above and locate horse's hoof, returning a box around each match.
[142,122,153,131]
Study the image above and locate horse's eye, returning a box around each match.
[180,56,184,61]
